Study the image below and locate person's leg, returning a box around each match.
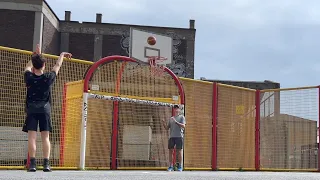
[175,137,184,171]
[176,150,182,167]
[25,114,38,172]
[169,149,174,166]
[167,138,175,171]
[22,116,29,167]
[39,113,52,172]
[28,130,37,171]
[28,131,37,158]
[41,131,50,159]
[40,131,51,171]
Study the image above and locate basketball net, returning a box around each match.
[148,56,167,76]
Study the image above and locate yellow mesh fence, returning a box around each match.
[260,87,319,171]
[62,80,83,168]
[217,84,256,170]
[1,46,319,172]
[85,98,113,168]
[179,78,213,169]
[0,46,92,168]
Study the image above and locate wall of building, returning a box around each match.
[0,0,196,78]
[41,1,60,55]
[59,13,196,78]
[0,9,35,51]
[0,0,61,54]
[68,32,95,60]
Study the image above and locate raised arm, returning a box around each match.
[25,44,41,72]
[161,118,170,130]
[52,52,72,75]
[24,60,33,72]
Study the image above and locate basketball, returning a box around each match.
[147,36,156,46]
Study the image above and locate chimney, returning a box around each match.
[96,13,102,23]
[189,19,195,29]
[65,11,71,21]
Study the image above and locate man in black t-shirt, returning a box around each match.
[23,44,72,172]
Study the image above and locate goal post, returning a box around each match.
[63,55,185,170]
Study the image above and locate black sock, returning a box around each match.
[29,157,36,168]
[43,158,50,165]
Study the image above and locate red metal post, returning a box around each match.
[318,86,320,172]
[255,90,261,171]
[212,83,218,170]
[111,101,119,170]
[111,62,127,170]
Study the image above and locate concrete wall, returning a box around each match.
[0,126,59,165]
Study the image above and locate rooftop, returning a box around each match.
[199,77,280,90]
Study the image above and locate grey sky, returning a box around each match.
[49,0,320,88]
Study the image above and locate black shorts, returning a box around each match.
[168,137,184,150]
[22,113,52,133]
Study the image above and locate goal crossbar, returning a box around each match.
[88,93,178,107]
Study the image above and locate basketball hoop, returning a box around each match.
[148,56,167,76]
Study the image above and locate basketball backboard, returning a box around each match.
[129,28,173,65]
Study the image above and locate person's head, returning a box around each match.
[173,105,180,115]
[31,54,46,71]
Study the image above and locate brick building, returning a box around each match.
[0,0,196,78]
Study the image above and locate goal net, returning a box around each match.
[62,56,184,170]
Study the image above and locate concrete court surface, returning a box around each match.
[1,170,320,180]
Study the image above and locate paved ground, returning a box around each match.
[1,170,320,180]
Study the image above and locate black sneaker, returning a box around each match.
[43,158,52,172]
[27,158,36,172]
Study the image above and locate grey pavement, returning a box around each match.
[1,170,320,180]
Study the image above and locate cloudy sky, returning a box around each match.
[49,0,320,88]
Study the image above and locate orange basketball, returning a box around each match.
[147,36,156,46]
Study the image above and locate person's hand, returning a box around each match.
[61,52,72,59]
[33,44,41,55]
[170,117,177,123]
[162,118,166,123]
[36,44,41,54]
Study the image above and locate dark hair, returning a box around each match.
[31,54,46,70]
[173,105,180,109]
